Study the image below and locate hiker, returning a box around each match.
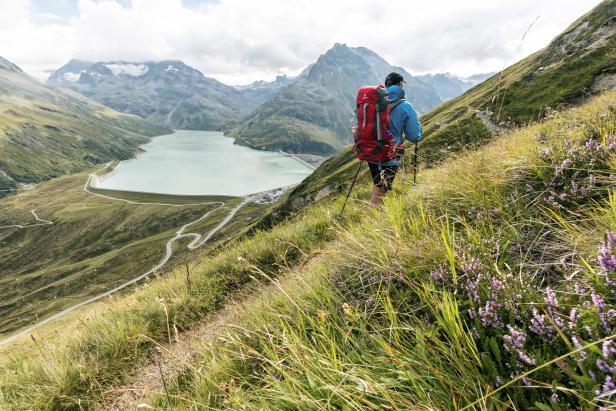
[367,72,422,207]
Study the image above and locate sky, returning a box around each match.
[0,0,604,85]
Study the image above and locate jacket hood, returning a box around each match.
[387,85,405,101]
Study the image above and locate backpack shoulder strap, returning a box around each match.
[389,98,406,112]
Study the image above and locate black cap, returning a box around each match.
[385,72,404,87]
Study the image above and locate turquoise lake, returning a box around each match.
[97,131,313,196]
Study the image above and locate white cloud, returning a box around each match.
[0,0,604,84]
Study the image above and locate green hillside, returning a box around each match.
[0,57,169,194]
[1,89,613,410]
[419,0,615,164]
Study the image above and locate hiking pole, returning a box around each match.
[412,141,419,184]
[339,160,362,219]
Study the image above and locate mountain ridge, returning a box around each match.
[225,43,443,155]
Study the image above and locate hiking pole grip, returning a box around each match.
[412,141,418,184]
[339,160,363,218]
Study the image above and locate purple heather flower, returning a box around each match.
[572,334,588,360]
[517,349,536,365]
[600,376,616,397]
[545,287,558,307]
[609,231,616,247]
[529,308,554,338]
[540,148,552,160]
[570,308,579,326]
[592,290,610,330]
[597,359,610,373]
[503,325,526,351]
[430,266,447,284]
[598,235,616,273]
[551,393,559,403]
[464,274,482,303]
[462,256,479,275]
[479,300,501,328]
[603,340,615,359]
[491,277,504,292]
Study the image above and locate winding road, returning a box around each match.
[0,165,256,346]
[0,209,53,229]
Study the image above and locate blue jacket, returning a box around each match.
[370,85,422,166]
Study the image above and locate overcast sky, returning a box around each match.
[0,0,603,85]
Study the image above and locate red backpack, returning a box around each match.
[353,85,404,162]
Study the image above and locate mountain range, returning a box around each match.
[0,57,167,195]
[48,60,266,131]
[415,72,495,101]
[48,47,492,156]
[226,44,444,155]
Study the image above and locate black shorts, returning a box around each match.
[368,162,398,190]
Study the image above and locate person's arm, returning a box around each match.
[404,103,422,142]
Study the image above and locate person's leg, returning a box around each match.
[367,164,398,208]
[369,185,387,207]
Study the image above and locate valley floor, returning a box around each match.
[0,164,272,345]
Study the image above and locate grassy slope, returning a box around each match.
[151,92,616,410]
[269,0,616,217]
[0,168,271,337]
[1,91,613,410]
[0,64,169,192]
[0,193,344,409]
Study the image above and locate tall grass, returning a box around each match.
[0,199,354,410]
[1,93,614,410]
[153,93,616,410]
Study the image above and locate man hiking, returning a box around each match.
[367,72,422,207]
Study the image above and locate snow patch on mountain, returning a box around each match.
[104,63,149,77]
[63,72,83,82]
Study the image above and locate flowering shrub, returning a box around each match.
[425,230,616,408]
[523,134,615,210]
[423,117,616,407]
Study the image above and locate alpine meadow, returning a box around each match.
[0,1,615,410]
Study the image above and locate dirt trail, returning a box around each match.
[104,251,325,410]
[104,283,278,410]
